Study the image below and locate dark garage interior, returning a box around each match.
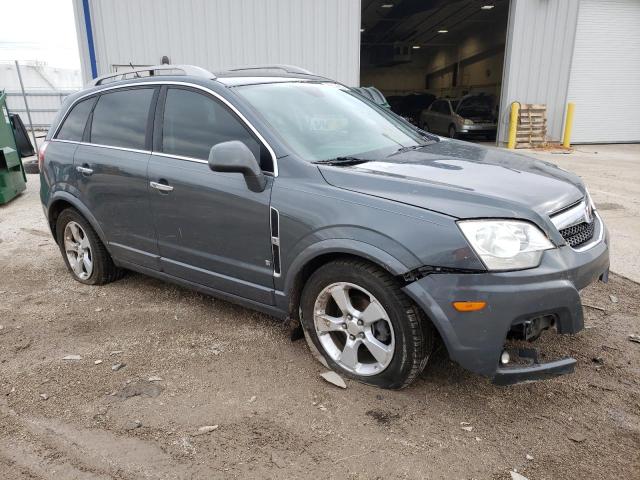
[360,0,509,139]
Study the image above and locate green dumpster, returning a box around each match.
[0,91,27,204]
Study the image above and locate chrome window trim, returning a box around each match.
[52,80,279,176]
[153,151,208,164]
[51,139,151,155]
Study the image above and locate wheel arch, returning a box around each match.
[283,239,413,319]
[47,192,108,246]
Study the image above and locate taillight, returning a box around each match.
[38,140,49,171]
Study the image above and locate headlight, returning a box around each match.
[463,118,474,125]
[458,220,554,271]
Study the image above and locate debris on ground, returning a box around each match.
[320,370,347,389]
[95,307,103,312]
[461,426,473,432]
[116,380,164,400]
[195,425,219,435]
[583,303,606,312]
[39,393,49,401]
[318,404,328,411]
[62,355,82,361]
[568,432,587,443]
[271,451,287,468]
[510,471,529,480]
[248,395,257,403]
[628,334,640,344]
[124,420,142,431]
[609,295,618,303]
[112,362,126,371]
[110,350,124,355]
[148,376,163,382]
[526,454,534,460]
[94,360,102,365]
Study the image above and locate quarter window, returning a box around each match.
[161,88,269,169]
[56,97,96,141]
[90,88,154,149]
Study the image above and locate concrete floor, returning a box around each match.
[518,144,640,283]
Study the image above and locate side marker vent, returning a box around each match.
[270,207,281,277]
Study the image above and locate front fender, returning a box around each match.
[282,237,414,297]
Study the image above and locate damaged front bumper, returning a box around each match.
[402,225,609,385]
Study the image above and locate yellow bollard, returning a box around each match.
[563,102,575,148]
[507,102,519,149]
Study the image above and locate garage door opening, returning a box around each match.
[360,0,510,142]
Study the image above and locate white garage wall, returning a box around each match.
[72,0,361,86]
[567,0,640,143]
[499,0,580,143]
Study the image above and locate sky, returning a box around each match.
[0,0,81,70]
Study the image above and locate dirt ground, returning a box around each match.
[0,175,639,480]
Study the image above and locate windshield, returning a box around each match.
[235,82,430,162]
[457,96,494,118]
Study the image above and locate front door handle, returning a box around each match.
[76,166,93,175]
[150,181,174,192]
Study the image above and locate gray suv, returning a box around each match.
[40,65,609,389]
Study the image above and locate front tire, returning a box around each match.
[300,259,434,389]
[448,125,457,138]
[56,208,123,285]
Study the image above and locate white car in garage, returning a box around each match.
[419,94,497,140]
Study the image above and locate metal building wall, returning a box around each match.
[72,0,361,86]
[498,0,580,143]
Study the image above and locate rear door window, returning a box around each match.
[161,87,270,170]
[90,88,154,149]
[56,97,96,141]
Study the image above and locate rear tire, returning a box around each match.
[55,208,123,285]
[300,259,434,389]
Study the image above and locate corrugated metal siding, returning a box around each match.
[567,0,640,143]
[499,0,580,142]
[73,0,361,86]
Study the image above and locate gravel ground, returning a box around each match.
[0,175,639,479]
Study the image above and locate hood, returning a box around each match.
[318,139,585,221]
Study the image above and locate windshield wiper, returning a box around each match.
[391,140,438,155]
[312,157,372,166]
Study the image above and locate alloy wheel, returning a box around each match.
[63,221,93,280]
[313,282,395,376]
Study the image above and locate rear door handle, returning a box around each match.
[76,166,93,175]
[150,181,174,192]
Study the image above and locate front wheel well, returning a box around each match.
[287,252,402,321]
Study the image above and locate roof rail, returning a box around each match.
[89,64,216,86]
[224,64,315,75]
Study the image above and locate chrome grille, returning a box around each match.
[559,221,595,248]
[550,198,598,250]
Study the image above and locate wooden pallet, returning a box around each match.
[515,104,547,148]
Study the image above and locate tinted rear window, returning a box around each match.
[56,97,96,141]
[90,88,154,149]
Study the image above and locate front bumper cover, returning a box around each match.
[403,220,609,384]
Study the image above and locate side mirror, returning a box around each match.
[208,140,267,192]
